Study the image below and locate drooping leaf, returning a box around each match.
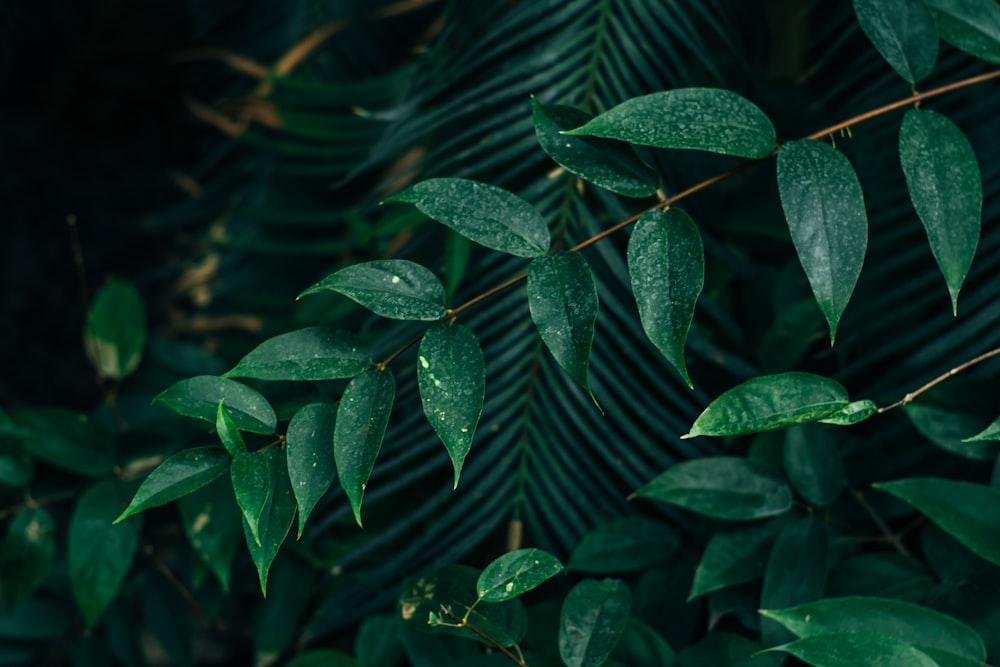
[224,327,370,381]
[777,139,868,343]
[0,507,55,608]
[298,260,448,321]
[334,370,396,527]
[899,108,982,314]
[215,401,245,457]
[633,457,793,521]
[231,448,276,547]
[154,376,277,435]
[766,633,939,667]
[559,578,632,667]
[178,476,241,593]
[83,277,147,380]
[114,446,230,523]
[684,372,850,438]
[384,178,550,257]
[689,520,783,600]
[527,252,599,399]
[783,424,846,507]
[627,208,704,388]
[760,517,828,646]
[532,98,660,198]
[924,0,1000,64]
[243,448,297,595]
[564,88,776,159]
[611,616,677,667]
[7,408,113,477]
[818,400,878,426]
[417,322,485,488]
[286,403,337,538]
[853,0,938,83]
[477,548,564,602]
[567,516,681,574]
[875,478,1000,567]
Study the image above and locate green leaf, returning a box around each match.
[0,507,55,608]
[875,478,1000,568]
[154,376,277,435]
[527,252,599,400]
[559,578,632,667]
[286,650,363,667]
[627,208,704,388]
[69,479,140,628]
[761,596,986,667]
[818,400,878,426]
[335,370,396,527]
[783,425,846,507]
[564,88,776,159]
[178,477,241,593]
[676,631,771,667]
[231,448,275,546]
[114,446,230,523]
[83,278,147,380]
[567,516,681,574]
[356,614,403,667]
[760,517,828,646]
[611,616,676,667]
[689,520,783,600]
[634,457,792,521]
[477,548,564,602]
[0,435,32,488]
[685,372,850,438]
[777,139,868,343]
[215,401,245,457]
[924,0,1000,64]
[962,416,1000,442]
[903,382,1000,460]
[298,260,447,321]
[224,327,370,381]
[8,408,113,477]
[417,322,485,489]
[766,633,939,667]
[443,230,472,301]
[286,403,336,538]
[826,554,933,603]
[531,98,660,198]
[899,109,982,314]
[853,0,938,83]
[384,178,549,257]
[242,448,297,595]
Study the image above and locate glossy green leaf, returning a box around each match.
[286,403,336,538]
[766,633,939,667]
[685,372,849,438]
[178,477,241,593]
[925,0,1000,64]
[384,178,549,257]
[215,401,245,457]
[565,88,776,159]
[154,375,277,435]
[528,252,599,400]
[243,448,296,595]
[8,408,113,477]
[689,520,783,600]
[875,478,1000,567]
[335,370,396,527]
[69,479,140,628]
[417,322,485,489]
[0,507,55,607]
[224,327,370,381]
[627,208,704,388]
[962,416,1000,442]
[83,278,147,380]
[567,516,681,574]
[760,517,828,646]
[634,457,792,521]
[899,109,982,314]
[783,425,846,506]
[298,260,447,321]
[231,448,275,547]
[611,616,676,667]
[477,548,564,602]
[904,383,1000,460]
[853,0,938,83]
[559,578,632,667]
[818,400,878,426]
[532,98,660,198]
[777,139,868,343]
[114,446,230,523]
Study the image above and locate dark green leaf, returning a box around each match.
[826,553,932,603]
[559,578,632,667]
[178,477,241,593]
[286,403,336,538]
[356,614,403,667]
[567,516,681,574]
[298,260,447,321]
[0,597,73,640]
[766,633,939,667]
[224,327,370,381]
[154,376,277,435]
[904,383,1000,460]
[783,424,846,506]
[384,178,549,257]
[443,231,472,300]
[253,556,316,665]
[676,631,772,667]
[627,208,704,388]
[818,400,878,426]
[853,0,938,83]
[758,298,825,373]
[532,98,660,198]
[335,370,396,527]
[899,109,982,314]
[528,252,599,400]
[0,507,55,607]
[477,548,564,602]
[760,517,828,646]
[141,574,192,667]
[286,650,363,667]
[962,416,1000,442]
[418,322,485,488]
[689,520,783,600]
[114,446,230,523]
[565,88,776,159]
[215,401,245,457]
[0,435,32,488]
[611,616,676,667]
[231,448,274,547]
[635,457,792,520]
[925,0,1000,64]
[83,278,147,380]
[243,448,296,594]
[9,408,113,477]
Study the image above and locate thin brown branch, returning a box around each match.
[878,345,1000,413]
[437,606,526,667]
[852,489,910,557]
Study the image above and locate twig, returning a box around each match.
[437,606,526,667]
[852,489,910,557]
[878,345,1000,413]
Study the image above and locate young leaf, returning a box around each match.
[689,520,783,600]
[818,399,878,426]
[298,260,447,321]
[564,88,776,159]
[243,448,297,595]
[567,516,681,574]
[286,403,336,538]
[627,208,704,388]
[224,327,370,381]
[384,178,550,257]
[766,633,939,667]
[114,446,230,523]
[215,401,245,457]
[874,478,1000,567]
[154,376,277,435]
[178,477,241,593]
[899,109,982,314]
[83,277,147,380]
[334,370,396,527]
[684,372,850,438]
[231,448,275,546]
[477,548,564,602]
[777,139,868,343]
[559,578,632,667]
[531,97,660,198]
[853,0,938,83]
[783,424,846,507]
[924,0,1000,64]
[417,322,485,488]
[527,252,599,400]
[633,457,792,521]
[760,517,828,646]
[0,507,55,608]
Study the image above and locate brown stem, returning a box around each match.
[852,489,910,557]
[878,345,1000,413]
[437,606,526,667]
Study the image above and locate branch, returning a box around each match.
[878,345,1000,413]
[436,606,527,667]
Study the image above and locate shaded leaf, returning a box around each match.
[904,382,1000,460]
[356,614,403,667]
[231,448,275,547]
[286,403,337,538]
[154,376,277,435]
[766,633,939,667]
[962,416,1000,442]
[818,400,878,426]
[760,517,828,646]
[559,578,632,667]
[567,516,681,574]
[689,520,783,600]
[224,327,370,381]
[826,553,933,603]
[443,231,472,301]
[0,507,55,608]
[783,424,846,506]
[0,435,32,489]
[83,278,146,380]
[178,477,241,593]
[676,631,773,667]
[853,0,938,83]
[611,616,676,667]
[243,448,297,595]
[299,260,447,321]
[477,548,564,602]
[286,650,363,667]
[925,0,1000,64]
[8,408,113,477]
[115,446,230,523]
